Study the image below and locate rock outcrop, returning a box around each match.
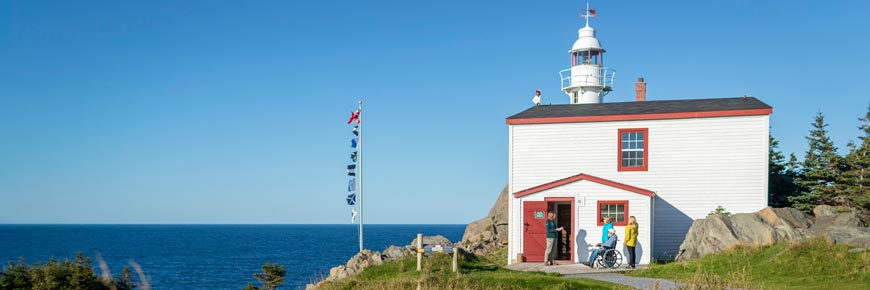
[382,245,412,260]
[461,185,509,255]
[678,205,870,261]
[306,250,385,289]
[306,236,455,289]
[811,205,869,248]
[409,235,451,248]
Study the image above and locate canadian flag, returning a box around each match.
[347,110,360,124]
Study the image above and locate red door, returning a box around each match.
[522,201,548,262]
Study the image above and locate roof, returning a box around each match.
[506,97,772,125]
[572,26,603,51]
[513,173,655,198]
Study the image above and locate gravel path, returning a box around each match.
[565,273,680,290]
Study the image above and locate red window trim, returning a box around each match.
[617,128,649,172]
[597,200,629,226]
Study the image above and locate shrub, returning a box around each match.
[707,205,731,217]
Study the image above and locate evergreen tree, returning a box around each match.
[243,263,286,290]
[790,112,842,212]
[0,258,32,290]
[115,267,137,290]
[836,104,870,214]
[769,135,800,207]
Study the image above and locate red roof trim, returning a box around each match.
[512,173,655,198]
[506,108,772,125]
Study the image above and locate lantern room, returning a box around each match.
[559,6,615,104]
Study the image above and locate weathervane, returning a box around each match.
[579,2,597,27]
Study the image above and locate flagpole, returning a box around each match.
[357,100,363,253]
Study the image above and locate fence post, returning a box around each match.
[452,247,458,273]
[416,233,423,271]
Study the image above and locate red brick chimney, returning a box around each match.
[635,77,646,102]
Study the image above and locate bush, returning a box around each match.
[707,205,731,217]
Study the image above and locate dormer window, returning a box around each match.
[618,128,648,171]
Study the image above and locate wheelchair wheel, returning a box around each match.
[601,249,623,269]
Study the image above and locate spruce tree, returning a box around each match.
[243,262,286,290]
[836,104,870,215]
[790,111,842,212]
[769,135,800,207]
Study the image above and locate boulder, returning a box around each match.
[462,185,509,244]
[679,215,744,260]
[409,235,451,248]
[813,204,850,217]
[678,205,870,261]
[307,249,384,289]
[383,245,412,260]
[463,237,502,256]
[810,208,870,248]
[342,249,384,274]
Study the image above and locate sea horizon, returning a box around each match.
[0,224,467,289]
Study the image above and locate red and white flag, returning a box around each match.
[580,9,596,18]
[347,109,360,124]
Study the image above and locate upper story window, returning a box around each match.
[618,128,648,171]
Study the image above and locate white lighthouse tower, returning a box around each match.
[559,3,615,104]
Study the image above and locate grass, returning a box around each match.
[314,248,623,290]
[627,238,870,289]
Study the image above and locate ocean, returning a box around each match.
[0,224,466,290]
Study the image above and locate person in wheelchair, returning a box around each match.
[584,228,618,267]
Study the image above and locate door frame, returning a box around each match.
[545,197,575,264]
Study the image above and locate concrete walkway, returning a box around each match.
[507,263,680,290]
[506,262,644,275]
[565,273,679,290]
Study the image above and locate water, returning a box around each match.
[0,224,466,290]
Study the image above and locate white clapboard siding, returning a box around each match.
[514,180,653,264]
[507,114,769,263]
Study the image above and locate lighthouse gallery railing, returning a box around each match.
[560,68,616,91]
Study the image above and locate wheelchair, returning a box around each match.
[593,247,623,269]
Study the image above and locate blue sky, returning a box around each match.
[1,0,868,224]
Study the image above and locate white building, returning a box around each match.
[506,9,772,265]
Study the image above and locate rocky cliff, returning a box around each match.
[461,185,509,255]
[678,205,870,260]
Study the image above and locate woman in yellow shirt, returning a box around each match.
[624,216,639,269]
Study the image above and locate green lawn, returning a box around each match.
[627,238,870,289]
[314,248,624,290]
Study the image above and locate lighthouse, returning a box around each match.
[559,4,615,104]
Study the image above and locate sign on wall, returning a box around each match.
[535,211,545,219]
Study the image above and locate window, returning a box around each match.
[618,128,648,171]
[597,200,629,226]
[572,50,601,66]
